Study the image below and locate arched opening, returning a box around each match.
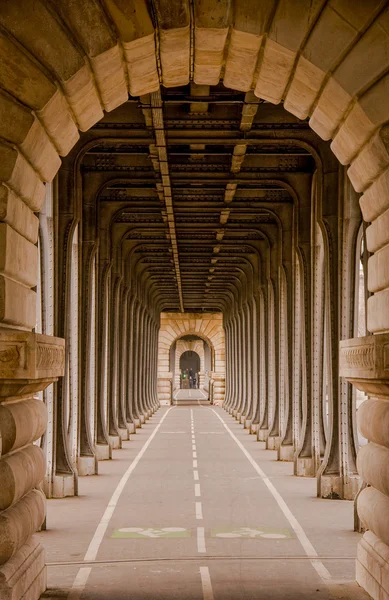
[1,4,389,600]
[179,350,200,388]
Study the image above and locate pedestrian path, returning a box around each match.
[174,389,209,402]
[39,406,369,600]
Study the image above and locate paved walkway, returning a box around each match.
[173,389,209,402]
[39,406,369,600]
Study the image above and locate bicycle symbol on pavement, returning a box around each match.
[212,527,290,539]
[112,527,190,539]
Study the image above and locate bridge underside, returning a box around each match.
[1,2,389,600]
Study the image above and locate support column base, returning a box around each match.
[257,428,269,442]
[244,419,252,430]
[294,456,318,477]
[128,422,136,434]
[357,531,389,600]
[0,538,45,600]
[239,414,246,425]
[52,474,76,498]
[250,423,259,434]
[140,414,146,424]
[232,409,238,417]
[134,419,142,429]
[266,436,280,450]
[318,473,360,500]
[78,455,98,476]
[108,435,122,449]
[118,428,129,441]
[278,444,294,461]
[96,443,111,461]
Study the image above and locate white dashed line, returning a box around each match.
[199,566,214,600]
[195,502,203,520]
[195,483,201,497]
[193,451,197,458]
[193,459,198,468]
[197,527,206,553]
[193,470,199,481]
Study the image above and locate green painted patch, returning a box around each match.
[111,527,191,539]
[211,526,293,539]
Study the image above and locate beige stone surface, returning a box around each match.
[0,144,45,212]
[0,223,38,288]
[124,35,159,97]
[194,27,228,85]
[0,186,39,244]
[0,397,47,455]
[0,537,46,600]
[37,88,80,157]
[224,29,262,92]
[366,207,389,254]
[284,57,325,120]
[309,77,352,140]
[255,39,295,104]
[367,291,389,334]
[0,276,36,330]
[62,66,104,132]
[90,44,128,112]
[0,445,46,511]
[358,486,389,550]
[159,27,190,88]
[0,489,45,564]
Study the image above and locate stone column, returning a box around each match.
[0,330,64,600]
[340,334,389,599]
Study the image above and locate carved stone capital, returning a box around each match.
[340,334,389,396]
[0,329,65,397]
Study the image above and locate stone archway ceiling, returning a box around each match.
[3,0,387,317]
[92,85,314,312]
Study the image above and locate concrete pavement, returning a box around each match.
[38,405,369,599]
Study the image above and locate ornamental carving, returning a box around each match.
[37,343,65,372]
[340,346,374,371]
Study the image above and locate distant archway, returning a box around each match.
[179,351,200,389]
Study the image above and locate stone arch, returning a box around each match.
[174,339,205,390]
[1,3,388,334]
[2,6,389,600]
[158,312,225,404]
